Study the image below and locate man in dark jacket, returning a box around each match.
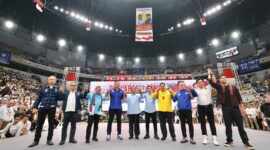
[59,82,84,145]
[208,69,255,150]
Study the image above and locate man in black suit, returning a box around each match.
[59,82,84,145]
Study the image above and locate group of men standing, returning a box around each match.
[28,68,255,150]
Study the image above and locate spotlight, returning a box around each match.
[119,30,122,33]
[178,53,184,59]
[70,12,75,17]
[135,57,140,63]
[212,38,219,46]
[231,31,240,39]
[183,18,194,25]
[58,39,66,47]
[109,26,113,30]
[99,54,105,60]
[117,56,123,62]
[54,6,59,10]
[116,29,119,32]
[4,20,14,29]
[196,48,203,55]
[177,23,181,28]
[36,34,45,42]
[105,25,108,29]
[77,45,83,51]
[94,22,99,27]
[99,23,104,28]
[65,11,69,14]
[159,56,165,62]
[60,8,64,12]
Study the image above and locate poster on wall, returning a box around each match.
[135,7,153,42]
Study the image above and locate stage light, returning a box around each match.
[183,18,194,25]
[54,6,59,10]
[75,14,80,19]
[36,34,45,42]
[135,57,140,63]
[105,25,108,29]
[159,56,165,62]
[60,8,64,12]
[4,20,14,29]
[98,54,105,60]
[196,48,203,55]
[171,27,174,30]
[178,53,184,59]
[58,39,66,47]
[70,12,75,17]
[212,38,219,46]
[177,23,181,28]
[231,31,240,39]
[117,56,123,62]
[116,29,119,32]
[216,5,222,11]
[94,22,99,27]
[119,30,122,33]
[99,23,104,28]
[109,26,113,30]
[65,11,69,15]
[77,45,83,51]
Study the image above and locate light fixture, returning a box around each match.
[70,12,75,17]
[36,34,45,42]
[183,18,194,25]
[109,26,113,30]
[4,20,15,29]
[231,31,240,39]
[135,57,140,63]
[77,45,83,51]
[159,56,165,62]
[178,53,184,59]
[99,54,105,60]
[117,56,123,62]
[54,6,59,10]
[177,23,181,28]
[58,39,66,47]
[105,25,108,29]
[94,22,99,27]
[99,23,104,28]
[196,48,203,55]
[212,38,219,46]
[60,8,64,12]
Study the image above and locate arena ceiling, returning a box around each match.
[0,0,269,57]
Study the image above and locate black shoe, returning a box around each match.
[190,139,196,144]
[129,136,134,140]
[180,138,188,143]
[92,138,99,142]
[85,140,90,143]
[154,135,160,140]
[28,141,39,147]
[59,140,65,145]
[172,137,176,142]
[245,143,255,150]
[161,137,166,141]
[224,140,233,147]
[47,140,54,145]
[69,139,77,144]
[144,135,150,139]
[135,136,139,140]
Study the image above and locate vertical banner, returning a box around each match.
[135,8,153,42]
[0,50,11,64]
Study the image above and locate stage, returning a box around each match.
[0,123,269,150]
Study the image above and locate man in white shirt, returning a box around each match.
[246,103,259,130]
[5,114,23,138]
[59,82,83,145]
[195,78,219,146]
[0,101,15,130]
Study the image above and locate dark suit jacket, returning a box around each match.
[62,91,84,112]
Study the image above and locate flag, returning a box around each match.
[200,16,207,26]
[33,0,46,12]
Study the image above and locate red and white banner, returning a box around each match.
[135,8,153,42]
[89,80,196,94]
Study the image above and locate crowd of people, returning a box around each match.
[1,65,270,150]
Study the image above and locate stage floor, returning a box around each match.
[0,123,269,150]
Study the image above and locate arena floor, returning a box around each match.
[0,123,269,150]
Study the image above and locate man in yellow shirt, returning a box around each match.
[152,82,176,141]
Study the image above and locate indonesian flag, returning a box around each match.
[34,0,46,12]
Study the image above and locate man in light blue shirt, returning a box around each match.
[85,86,107,143]
[140,86,159,140]
[126,86,142,140]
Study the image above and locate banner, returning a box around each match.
[0,50,11,64]
[89,80,196,94]
[135,8,153,42]
[89,80,198,111]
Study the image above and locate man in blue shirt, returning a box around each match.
[126,86,142,139]
[105,81,125,141]
[29,76,64,147]
[140,86,159,140]
[85,86,107,143]
[173,81,197,145]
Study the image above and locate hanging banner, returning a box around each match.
[135,8,153,42]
